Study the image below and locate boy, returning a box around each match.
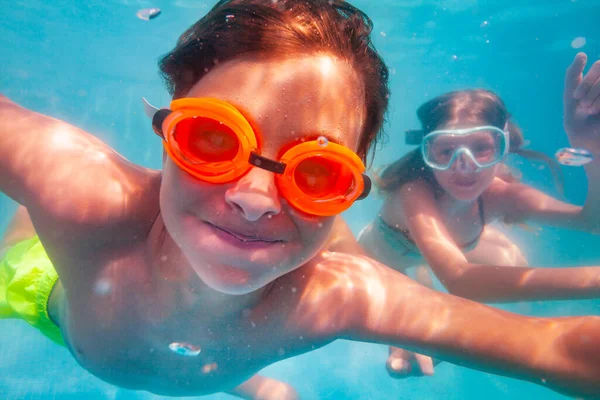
[1,0,598,398]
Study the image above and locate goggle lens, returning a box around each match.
[293,156,355,199]
[173,116,241,164]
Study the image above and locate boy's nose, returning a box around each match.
[225,167,282,221]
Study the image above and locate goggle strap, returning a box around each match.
[357,174,371,200]
[249,152,287,175]
[152,109,172,139]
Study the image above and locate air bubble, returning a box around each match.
[571,37,586,49]
[317,136,329,147]
[136,8,161,20]
[555,147,594,166]
[169,342,201,357]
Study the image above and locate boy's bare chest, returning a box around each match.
[60,251,309,395]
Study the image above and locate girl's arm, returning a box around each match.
[395,181,600,303]
[563,53,600,226]
[492,180,593,231]
[495,53,600,233]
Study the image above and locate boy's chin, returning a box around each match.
[192,267,278,295]
[202,279,272,296]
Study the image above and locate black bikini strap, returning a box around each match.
[477,197,486,226]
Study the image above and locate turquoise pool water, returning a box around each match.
[1,0,599,398]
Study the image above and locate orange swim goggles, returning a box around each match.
[149,97,371,216]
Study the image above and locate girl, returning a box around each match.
[359,54,600,376]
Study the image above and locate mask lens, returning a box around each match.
[173,117,240,164]
[470,131,498,164]
[424,127,505,169]
[293,156,355,199]
[430,138,457,166]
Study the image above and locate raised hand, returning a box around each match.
[563,52,600,152]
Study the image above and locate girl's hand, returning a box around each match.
[563,52,600,152]
[386,346,438,378]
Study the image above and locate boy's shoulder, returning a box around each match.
[270,251,386,336]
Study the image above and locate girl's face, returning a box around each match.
[431,121,501,202]
[159,54,366,295]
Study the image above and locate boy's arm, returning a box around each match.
[301,253,599,398]
[0,95,159,245]
[0,205,35,255]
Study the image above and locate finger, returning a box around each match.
[414,354,435,376]
[386,353,412,378]
[581,76,600,108]
[575,59,600,100]
[565,52,587,99]
[388,345,407,357]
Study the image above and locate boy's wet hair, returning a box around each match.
[376,89,564,195]
[159,0,390,162]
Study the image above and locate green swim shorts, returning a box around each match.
[0,236,65,346]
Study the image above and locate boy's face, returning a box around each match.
[159,54,366,294]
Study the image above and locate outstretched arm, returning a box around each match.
[396,181,600,303]
[0,95,160,264]
[309,253,600,398]
[0,205,35,256]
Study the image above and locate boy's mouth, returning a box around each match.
[207,222,284,244]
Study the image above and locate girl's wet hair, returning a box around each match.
[376,89,564,195]
[158,0,390,162]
